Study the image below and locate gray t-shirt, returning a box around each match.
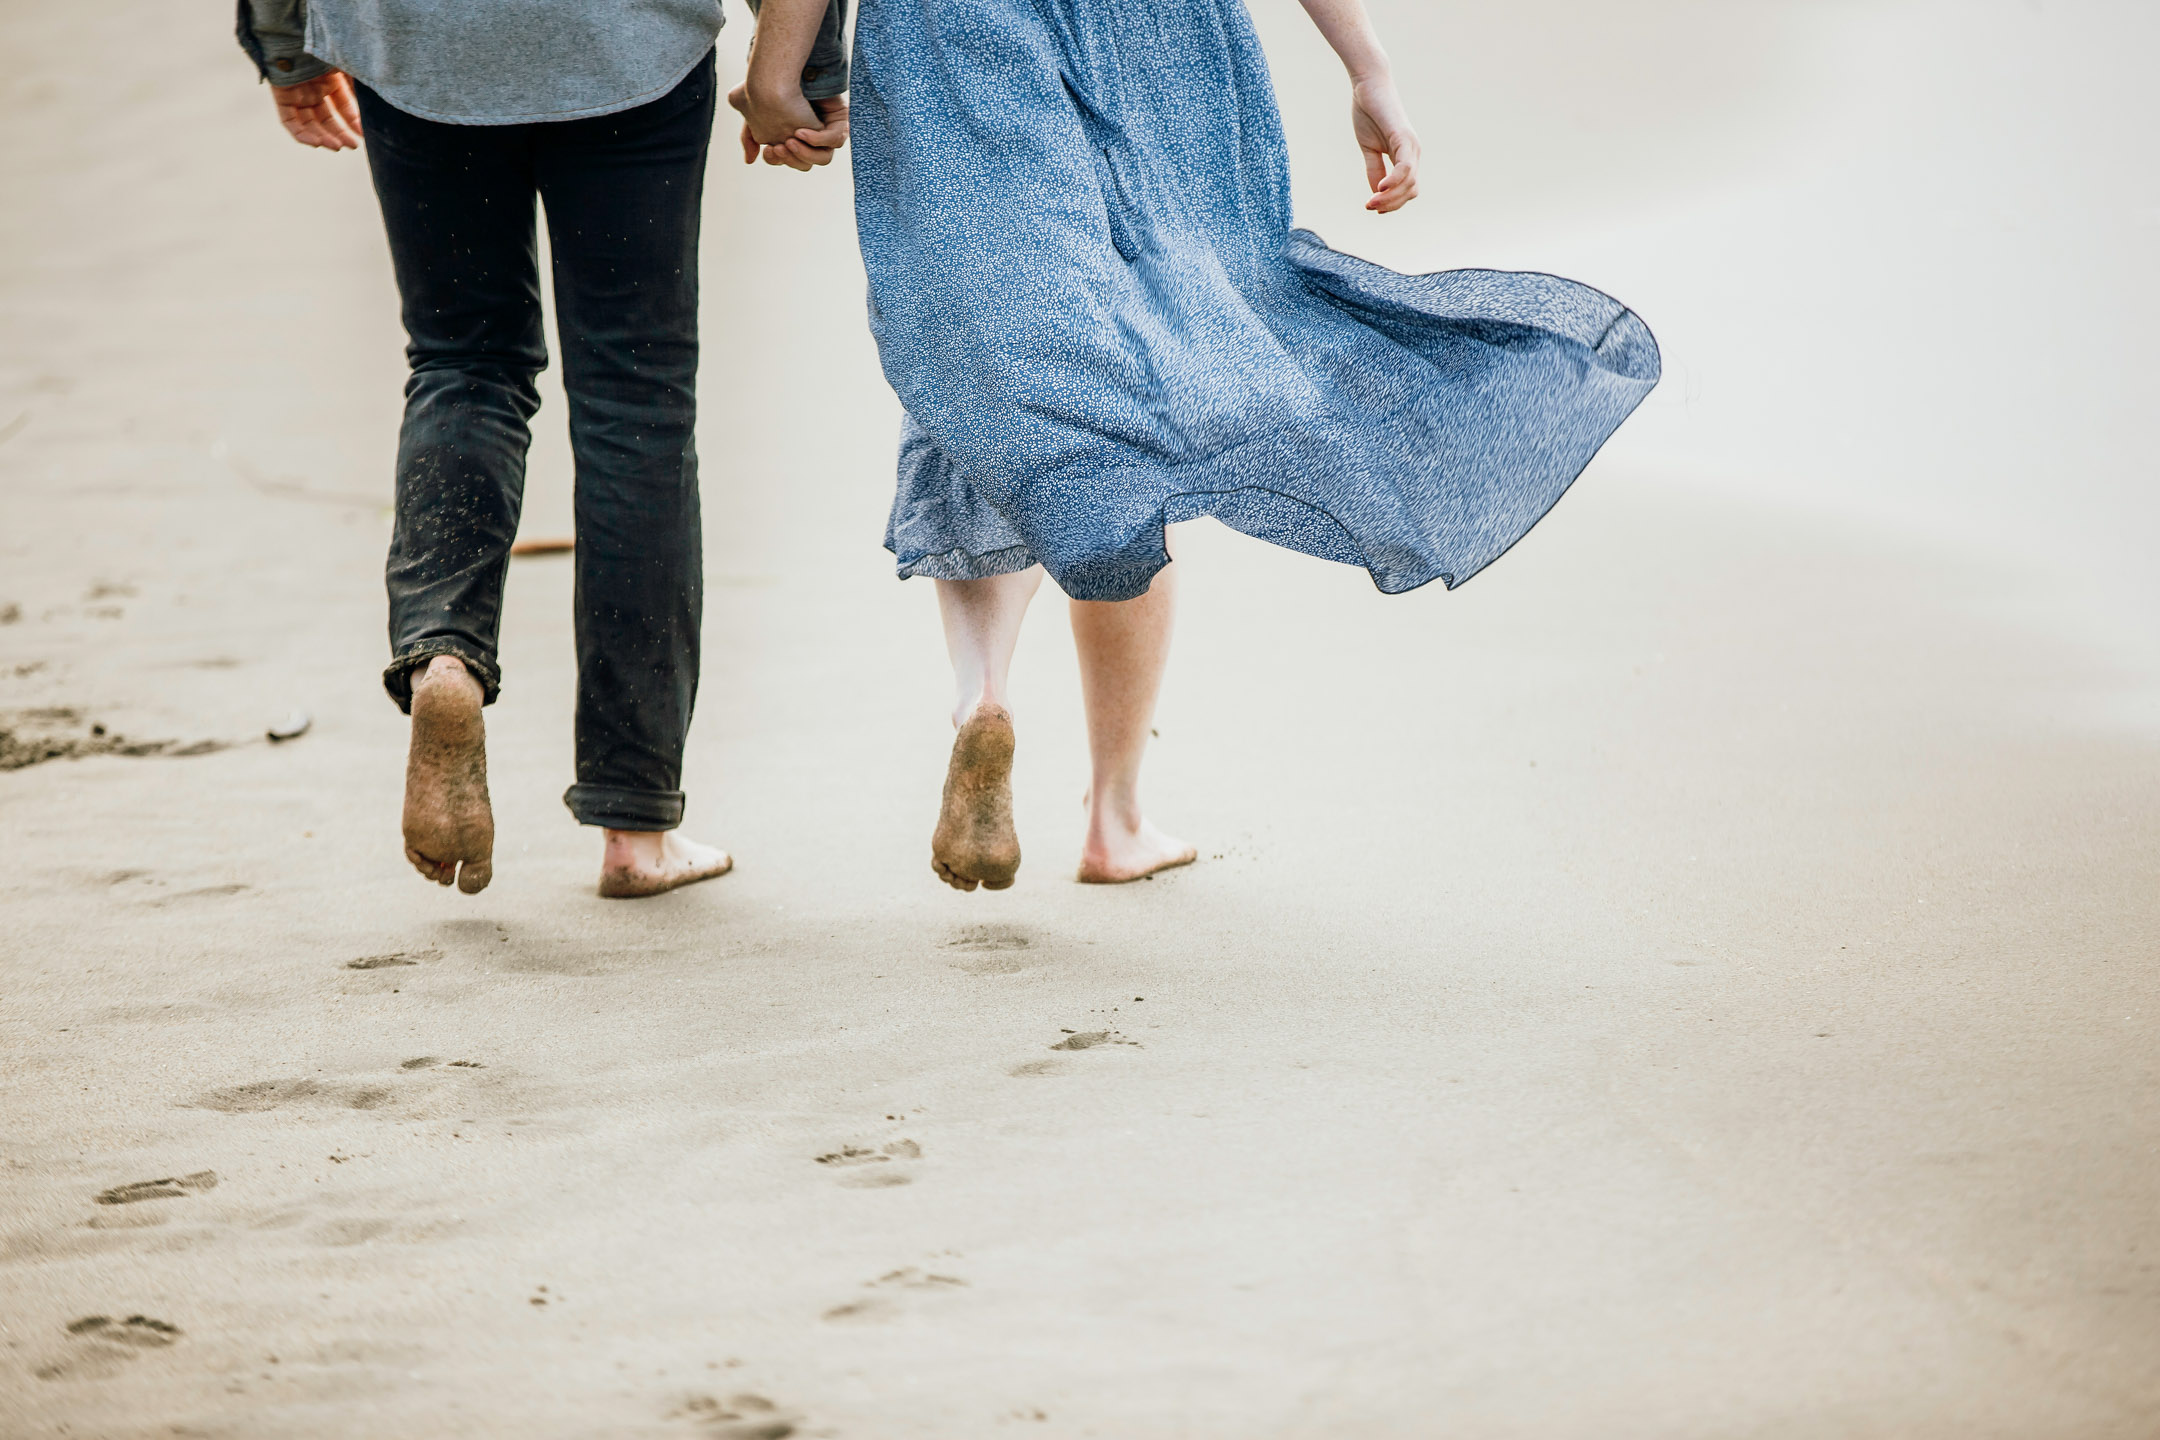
[238,0,849,124]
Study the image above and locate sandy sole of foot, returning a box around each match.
[401,667,494,895]
[932,706,1021,892]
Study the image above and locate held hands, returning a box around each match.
[272,69,362,151]
[728,82,849,171]
[1351,74,1419,212]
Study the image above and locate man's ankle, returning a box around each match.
[414,654,479,697]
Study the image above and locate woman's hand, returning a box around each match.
[1351,75,1418,213]
[748,96,850,172]
[766,96,850,170]
[272,69,362,151]
[1292,0,1418,211]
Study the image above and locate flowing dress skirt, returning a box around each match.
[850,0,1660,602]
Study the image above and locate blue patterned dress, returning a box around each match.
[850,0,1660,602]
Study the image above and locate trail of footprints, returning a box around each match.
[30,1153,203,1378]
[772,938,1144,1440]
[28,1030,508,1380]
[24,944,568,1390]
[30,925,1129,1424]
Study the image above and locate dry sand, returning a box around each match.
[3,3,2157,1436]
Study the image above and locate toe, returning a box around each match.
[407,847,453,884]
[457,858,493,894]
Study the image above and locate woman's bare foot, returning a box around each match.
[598,829,734,899]
[932,704,1020,891]
[403,656,495,894]
[1077,793,1196,884]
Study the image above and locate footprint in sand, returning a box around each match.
[193,1078,331,1112]
[347,949,439,970]
[815,1140,922,1188]
[189,1055,522,1136]
[311,1217,395,1247]
[944,924,1034,975]
[1011,1029,1137,1076]
[192,1079,397,1112]
[147,883,248,907]
[946,925,1029,951]
[667,1391,802,1438]
[1050,1028,1142,1051]
[83,1208,172,1232]
[34,1315,182,1382]
[94,1171,218,1206]
[822,1267,969,1323]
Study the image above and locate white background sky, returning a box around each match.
[1254,0,2159,660]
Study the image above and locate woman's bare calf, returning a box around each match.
[930,569,1041,890]
[929,555,1192,891]
[1071,565,1195,884]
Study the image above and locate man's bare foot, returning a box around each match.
[932,704,1020,892]
[1077,797,1196,885]
[598,829,733,899]
[402,656,494,894]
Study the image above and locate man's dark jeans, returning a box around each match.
[358,55,715,832]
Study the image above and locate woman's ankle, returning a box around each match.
[953,692,1011,729]
[1086,785,1145,837]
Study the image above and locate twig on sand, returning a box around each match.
[510,537,575,556]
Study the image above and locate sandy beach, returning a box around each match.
[3,2,2156,1435]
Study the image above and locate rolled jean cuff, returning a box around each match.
[563,783,685,830]
[383,643,502,715]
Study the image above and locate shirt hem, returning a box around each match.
[324,38,718,127]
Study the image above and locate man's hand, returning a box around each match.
[273,69,362,151]
[1350,75,1418,213]
[728,83,847,171]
